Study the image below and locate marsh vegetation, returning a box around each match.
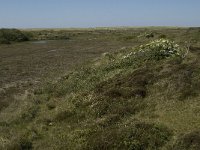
[0,27,200,149]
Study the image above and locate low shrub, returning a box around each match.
[172,131,200,150]
[86,122,172,150]
[0,28,29,44]
[122,39,185,61]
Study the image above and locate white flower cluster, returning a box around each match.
[123,51,136,59]
[123,39,183,59]
[140,39,181,55]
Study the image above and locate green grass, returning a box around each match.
[0,27,200,149]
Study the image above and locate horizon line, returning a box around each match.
[1,25,199,30]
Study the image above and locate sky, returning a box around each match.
[0,0,199,28]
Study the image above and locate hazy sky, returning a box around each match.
[0,0,199,28]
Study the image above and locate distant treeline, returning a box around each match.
[0,28,30,44]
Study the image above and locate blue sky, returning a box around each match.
[0,0,199,28]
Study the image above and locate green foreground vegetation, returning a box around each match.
[0,27,200,149]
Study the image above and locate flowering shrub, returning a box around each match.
[123,39,185,60]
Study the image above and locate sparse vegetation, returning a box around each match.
[27,30,70,41]
[1,27,200,149]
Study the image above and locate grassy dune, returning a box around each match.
[0,27,200,149]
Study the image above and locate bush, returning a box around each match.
[122,39,185,61]
[145,32,154,38]
[0,28,29,44]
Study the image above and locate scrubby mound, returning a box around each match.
[140,39,183,57]
[0,28,29,44]
[123,39,185,60]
